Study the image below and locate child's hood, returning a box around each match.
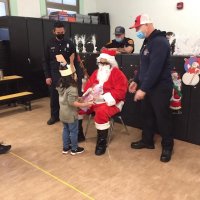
[56,87,66,96]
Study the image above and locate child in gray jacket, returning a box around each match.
[57,66,93,155]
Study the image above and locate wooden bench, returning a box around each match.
[0,91,33,111]
[0,75,23,82]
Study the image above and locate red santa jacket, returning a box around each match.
[84,67,128,105]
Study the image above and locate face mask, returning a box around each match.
[56,34,65,40]
[115,37,123,43]
[136,31,146,39]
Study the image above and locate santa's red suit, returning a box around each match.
[82,61,128,130]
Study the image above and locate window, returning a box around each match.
[46,0,79,15]
[0,0,9,16]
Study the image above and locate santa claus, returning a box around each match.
[170,71,182,111]
[80,49,128,155]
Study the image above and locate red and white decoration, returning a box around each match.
[170,70,182,111]
[182,56,200,86]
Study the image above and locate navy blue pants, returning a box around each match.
[141,85,174,150]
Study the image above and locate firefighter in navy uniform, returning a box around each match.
[104,26,134,54]
[43,21,78,125]
[129,14,174,162]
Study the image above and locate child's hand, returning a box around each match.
[78,97,84,103]
[84,101,93,108]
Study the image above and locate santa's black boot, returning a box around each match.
[95,129,108,156]
[78,119,85,142]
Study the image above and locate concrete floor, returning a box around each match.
[0,98,200,200]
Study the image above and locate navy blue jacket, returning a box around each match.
[136,29,172,93]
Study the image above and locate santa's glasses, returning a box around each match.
[97,62,110,66]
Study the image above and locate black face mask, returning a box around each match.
[56,34,65,40]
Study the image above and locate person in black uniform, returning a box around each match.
[129,14,174,162]
[104,26,134,54]
[43,21,77,125]
[43,21,86,142]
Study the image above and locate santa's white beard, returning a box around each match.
[97,65,111,85]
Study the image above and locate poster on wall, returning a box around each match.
[182,56,200,86]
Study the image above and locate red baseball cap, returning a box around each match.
[129,14,152,29]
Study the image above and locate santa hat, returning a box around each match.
[97,49,118,68]
[59,64,75,77]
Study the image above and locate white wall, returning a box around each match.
[13,0,200,54]
[95,0,200,53]
[17,0,41,18]
[80,0,97,15]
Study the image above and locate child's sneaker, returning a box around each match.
[62,147,71,154]
[71,147,84,155]
[0,144,11,154]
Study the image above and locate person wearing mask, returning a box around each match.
[43,21,86,142]
[80,49,128,156]
[43,21,77,125]
[104,26,134,54]
[129,14,174,162]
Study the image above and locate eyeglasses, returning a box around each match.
[97,62,110,66]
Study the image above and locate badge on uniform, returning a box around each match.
[143,48,149,55]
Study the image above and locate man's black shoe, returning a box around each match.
[160,149,173,162]
[47,118,59,125]
[131,140,155,149]
[0,144,11,154]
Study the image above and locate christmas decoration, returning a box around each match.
[170,70,182,114]
[182,56,200,86]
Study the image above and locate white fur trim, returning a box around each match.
[78,114,84,120]
[103,92,116,106]
[59,64,76,77]
[98,53,113,61]
[115,101,124,111]
[95,122,110,130]
[97,54,118,68]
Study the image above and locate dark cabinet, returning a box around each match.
[70,22,110,52]
[187,84,200,145]
[8,17,29,75]
[78,53,99,76]
[121,54,142,128]
[0,17,48,98]
[0,41,10,75]
[26,18,48,98]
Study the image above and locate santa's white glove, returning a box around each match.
[116,101,124,111]
[103,92,116,106]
